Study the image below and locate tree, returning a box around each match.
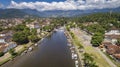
[14,24,28,32]
[116,38,120,46]
[91,32,104,47]
[86,24,105,34]
[28,35,39,43]
[13,32,29,44]
[9,49,17,56]
[83,53,98,67]
[31,29,37,35]
[0,27,3,32]
[0,52,4,57]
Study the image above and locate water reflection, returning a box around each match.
[2,30,75,67]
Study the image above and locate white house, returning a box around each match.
[104,28,120,45]
[0,36,5,43]
[4,42,17,52]
[26,22,40,29]
[0,34,5,37]
[26,22,41,34]
[105,29,120,35]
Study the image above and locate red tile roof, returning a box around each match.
[102,42,112,47]
[113,54,120,60]
[106,45,120,55]
[0,43,7,52]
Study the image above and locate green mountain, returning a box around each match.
[0,9,29,18]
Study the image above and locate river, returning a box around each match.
[1,29,75,67]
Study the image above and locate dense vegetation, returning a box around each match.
[91,32,104,47]
[0,52,4,57]
[9,48,17,57]
[12,24,39,44]
[116,38,120,46]
[71,12,120,29]
[0,9,29,18]
[83,53,98,67]
[70,12,120,46]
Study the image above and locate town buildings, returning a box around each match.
[102,27,120,61]
[0,31,17,52]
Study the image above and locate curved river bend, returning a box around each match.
[2,30,75,67]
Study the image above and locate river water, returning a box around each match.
[2,30,75,67]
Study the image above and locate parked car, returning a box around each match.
[75,60,79,67]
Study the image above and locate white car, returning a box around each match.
[72,53,78,60]
[75,64,79,67]
[75,60,79,67]
[34,43,38,46]
[74,54,78,60]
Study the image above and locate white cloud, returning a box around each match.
[7,0,120,11]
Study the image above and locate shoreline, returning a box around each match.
[0,28,63,66]
[64,28,82,67]
[0,31,52,66]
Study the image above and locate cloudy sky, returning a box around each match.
[0,0,120,11]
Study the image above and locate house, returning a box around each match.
[0,31,16,52]
[102,27,120,61]
[0,36,6,43]
[105,27,120,35]
[4,42,17,52]
[104,27,120,45]
[102,42,112,48]
[0,34,5,37]
[26,22,40,29]
[113,54,120,60]
[0,31,13,43]
[26,22,41,34]
[106,45,120,55]
[0,43,7,52]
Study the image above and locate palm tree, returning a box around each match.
[83,53,98,67]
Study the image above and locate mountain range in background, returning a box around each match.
[0,7,120,18]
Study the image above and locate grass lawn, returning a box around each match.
[71,30,111,67]
[85,46,110,67]
[0,42,33,66]
[0,53,11,66]
[104,52,120,67]
[15,42,33,54]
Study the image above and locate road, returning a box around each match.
[95,48,117,67]
[71,28,117,67]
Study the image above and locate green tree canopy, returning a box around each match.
[116,38,120,46]
[0,52,4,57]
[13,32,29,44]
[28,35,39,43]
[14,24,28,32]
[91,32,104,47]
[9,49,17,56]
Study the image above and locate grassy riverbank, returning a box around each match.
[0,42,33,66]
[69,28,111,67]
[0,31,50,66]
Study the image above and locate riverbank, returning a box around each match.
[71,28,115,67]
[0,42,33,66]
[1,28,75,67]
[64,28,83,67]
[0,31,51,66]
